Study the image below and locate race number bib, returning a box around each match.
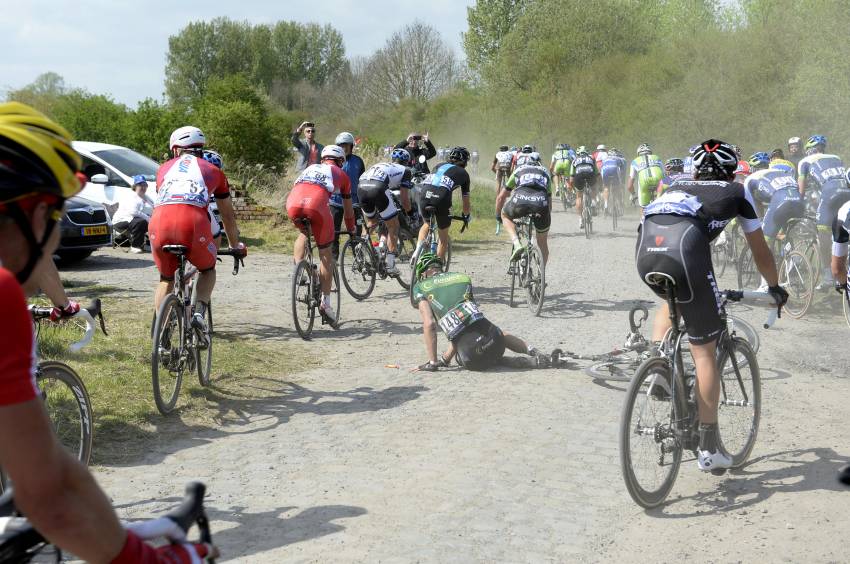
[296,164,336,193]
[156,178,209,207]
[438,301,483,340]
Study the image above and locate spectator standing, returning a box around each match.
[787,136,803,171]
[112,174,151,253]
[331,132,366,257]
[394,132,437,174]
[291,121,324,172]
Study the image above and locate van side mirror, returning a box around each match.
[91,174,108,184]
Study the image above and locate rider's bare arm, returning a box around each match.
[832,254,847,284]
[744,228,779,286]
[462,193,471,216]
[216,196,241,248]
[419,300,439,363]
[0,400,127,563]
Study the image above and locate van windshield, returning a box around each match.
[92,149,158,181]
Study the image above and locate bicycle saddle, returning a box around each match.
[644,272,677,287]
[162,245,189,255]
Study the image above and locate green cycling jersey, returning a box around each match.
[412,272,485,340]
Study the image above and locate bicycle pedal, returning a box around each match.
[710,468,729,477]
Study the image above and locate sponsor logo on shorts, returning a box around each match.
[707,272,723,314]
[646,247,669,252]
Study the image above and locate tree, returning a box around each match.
[6,72,67,116]
[463,0,530,75]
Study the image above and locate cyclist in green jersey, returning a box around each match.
[627,143,665,210]
[411,252,553,371]
[549,143,573,199]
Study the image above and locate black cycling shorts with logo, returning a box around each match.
[358,181,399,221]
[636,215,724,345]
[572,174,596,192]
[453,318,506,371]
[418,186,453,230]
[502,186,552,233]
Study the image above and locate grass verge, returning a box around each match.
[35,288,312,466]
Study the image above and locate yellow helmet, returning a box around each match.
[0,102,82,206]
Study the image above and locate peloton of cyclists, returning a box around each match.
[636,139,787,472]
[501,152,552,265]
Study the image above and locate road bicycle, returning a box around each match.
[0,482,215,564]
[619,277,781,508]
[710,221,745,279]
[291,218,341,340]
[578,181,596,239]
[151,246,244,415]
[407,207,468,308]
[507,216,546,315]
[339,205,417,300]
[608,182,624,231]
[555,175,575,211]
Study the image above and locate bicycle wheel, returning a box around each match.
[583,206,591,239]
[408,245,423,309]
[151,294,185,415]
[339,236,376,300]
[292,260,316,340]
[37,361,93,465]
[509,257,518,308]
[585,356,641,382]
[329,266,342,327]
[736,246,758,289]
[525,246,545,316]
[560,183,568,211]
[844,289,850,329]
[619,357,682,508]
[195,302,213,387]
[395,236,415,290]
[711,238,728,279]
[716,337,761,467]
[779,249,814,318]
[611,194,621,231]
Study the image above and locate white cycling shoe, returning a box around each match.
[697,449,732,472]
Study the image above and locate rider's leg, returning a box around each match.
[318,245,333,295]
[576,189,584,227]
[436,226,450,262]
[693,340,720,425]
[293,233,307,264]
[385,216,401,270]
[154,280,174,312]
[651,301,673,342]
[536,231,549,265]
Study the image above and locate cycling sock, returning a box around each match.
[512,237,520,246]
[195,301,208,317]
[495,215,502,223]
[321,294,331,308]
[386,252,396,268]
[698,422,719,452]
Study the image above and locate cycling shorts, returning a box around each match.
[553,161,571,177]
[502,187,551,233]
[762,191,805,239]
[601,166,623,185]
[418,187,453,230]
[636,216,724,345]
[358,181,399,221]
[816,180,850,227]
[454,318,505,371]
[573,174,596,192]
[150,204,217,279]
[286,182,334,248]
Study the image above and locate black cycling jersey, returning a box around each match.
[833,201,850,244]
[509,163,551,192]
[643,179,761,242]
[422,162,471,196]
[394,139,437,173]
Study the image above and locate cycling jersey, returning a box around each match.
[412,272,483,341]
[286,163,352,248]
[359,163,413,190]
[0,268,38,406]
[630,154,664,206]
[657,173,691,195]
[593,150,609,171]
[683,156,695,177]
[643,179,762,241]
[358,163,413,221]
[798,153,846,189]
[506,163,551,193]
[601,155,628,184]
[422,163,470,195]
[515,154,536,167]
[746,169,805,237]
[495,151,514,171]
[155,155,229,209]
[744,169,797,204]
[551,149,572,166]
[571,155,598,189]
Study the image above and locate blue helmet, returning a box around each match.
[805,135,826,153]
[747,151,770,170]
[202,149,223,169]
[391,148,411,163]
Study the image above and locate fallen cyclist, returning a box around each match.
[411,252,557,371]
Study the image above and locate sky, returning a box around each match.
[1,0,474,107]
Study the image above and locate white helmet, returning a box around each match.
[335,131,355,146]
[169,126,205,150]
[596,144,607,151]
[529,151,541,163]
[321,144,346,162]
[788,136,801,146]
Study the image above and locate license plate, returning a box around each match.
[82,225,108,236]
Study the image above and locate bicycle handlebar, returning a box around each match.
[29,298,108,351]
[723,290,782,329]
[216,248,245,276]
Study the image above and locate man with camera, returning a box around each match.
[291,121,324,172]
[394,132,437,174]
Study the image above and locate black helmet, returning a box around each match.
[521,144,534,154]
[499,145,509,151]
[665,158,684,173]
[447,146,470,165]
[692,139,738,181]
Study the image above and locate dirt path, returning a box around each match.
[64,205,850,562]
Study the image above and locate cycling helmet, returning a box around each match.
[510,146,518,152]
[415,251,444,279]
[664,158,684,173]
[0,102,84,283]
[637,143,652,155]
[692,139,738,180]
[529,152,542,164]
[521,144,534,154]
[564,144,572,151]
[499,145,509,151]
[788,136,801,146]
[447,146,470,165]
[748,151,770,170]
[609,147,621,157]
[555,143,565,151]
[391,148,411,163]
[321,144,346,163]
[576,145,588,154]
[334,131,355,146]
[805,135,826,153]
[596,144,607,151]
[169,126,205,150]
[771,148,785,159]
[202,150,223,169]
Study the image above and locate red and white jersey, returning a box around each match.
[295,163,351,197]
[593,150,609,170]
[155,154,230,209]
[0,268,38,407]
